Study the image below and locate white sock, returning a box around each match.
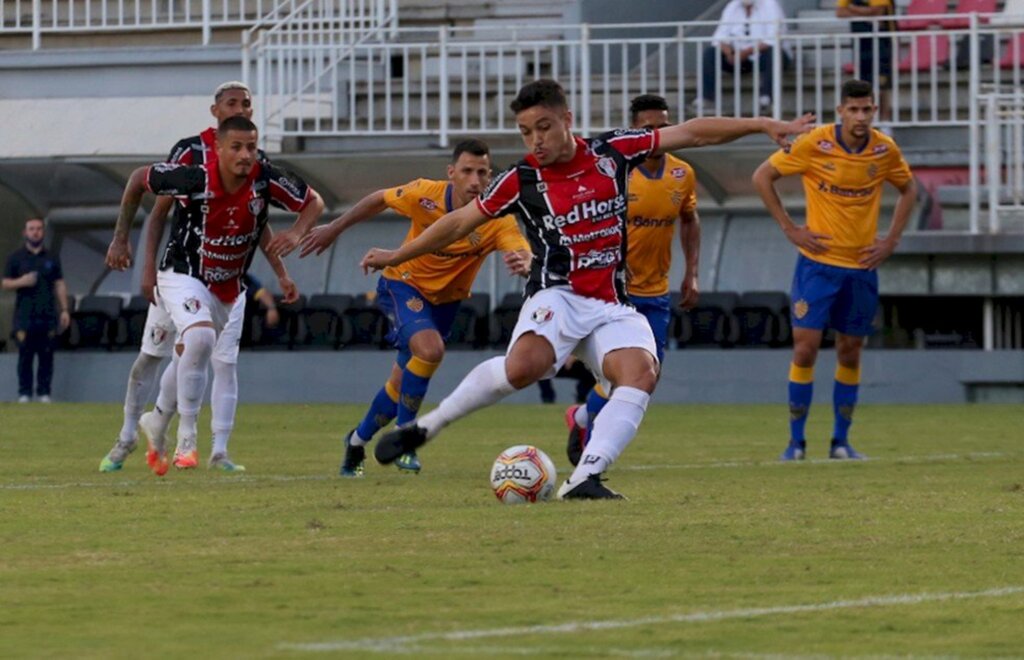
[210,357,237,456]
[176,327,216,445]
[419,357,516,438]
[153,355,179,434]
[569,386,649,484]
[350,429,368,447]
[573,404,589,428]
[120,353,163,443]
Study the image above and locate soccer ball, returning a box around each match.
[490,445,558,504]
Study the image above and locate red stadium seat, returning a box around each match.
[898,33,951,71]
[940,0,997,29]
[898,0,949,31]
[998,32,1024,69]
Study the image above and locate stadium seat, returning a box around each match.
[733,291,791,348]
[295,294,353,350]
[678,292,740,348]
[492,292,524,347]
[898,33,951,71]
[118,295,152,349]
[344,294,387,348]
[898,0,950,31]
[998,32,1024,69]
[447,292,491,349]
[251,295,306,350]
[67,295,124,350]
[940,0,997,28]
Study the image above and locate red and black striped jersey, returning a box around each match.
[146,161,312,303]
[476,129,659,304]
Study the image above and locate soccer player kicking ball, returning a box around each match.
[100,82,298,474]
[107,116,323,474]
[564,93,702,467]
[363,79,813,500]
[752,79,915,461]
[299,139,531,476]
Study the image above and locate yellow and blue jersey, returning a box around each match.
[769,123,912,270]
[381,178,528,305]
[625,153,698,297]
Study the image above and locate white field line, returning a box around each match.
[0,451,1012,491]
[279,586,1024,654]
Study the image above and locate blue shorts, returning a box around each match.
[790,254,878,337]
[630,293,671,364]
[376,277,460,359]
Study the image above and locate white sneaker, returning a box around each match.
[38,395,52,404]
[17,395,30,404]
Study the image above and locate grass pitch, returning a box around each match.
[1,402,1022,658]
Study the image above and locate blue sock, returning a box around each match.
[788,363,814,444]
[398,356,440,426]
[355,381,399,442]
[584,386,610,436]
[833,364,861,443]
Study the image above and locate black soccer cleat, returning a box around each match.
[374,424,429,466]
[556,474,627,501]
[339,429,365,478]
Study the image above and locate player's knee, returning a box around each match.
[182,325,217,360]
[412,343,445,365]
[129,352,161,382]
[792,342,819,367]
[505,356,549,390]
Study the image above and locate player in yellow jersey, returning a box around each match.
[753,79,916,461]
[299,139,531,475]
[564,94,702,466]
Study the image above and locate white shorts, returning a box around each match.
[140,297,177,359]
[156,270,247,364]
[508,286,658,392]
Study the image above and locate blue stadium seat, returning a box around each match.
[344,294,387,348]
[294,294,353,350]
[67,295,124,350]
[250,295,306,350]
[447,292,491,349]
[734,291,791,347]
[678,292,740,348]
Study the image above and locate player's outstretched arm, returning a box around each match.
[752,160,831,254]
[859,178,917,270]
[658,114,815,152]
[267,190,325,259]
[361,202,490,273]
[299,189,388,258]
[107,166,151,271]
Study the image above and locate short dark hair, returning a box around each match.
[841,79,874,103]
[217,115,258,137]
[510,79,567,114]
[451,138,490,163]
[629,94,670,122]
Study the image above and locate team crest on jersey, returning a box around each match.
[406,297,425,313]
[150,326,168,346]
[248,197,265,215]
[183,298,202,314]
[872,144,889,154]
[596,157,618,178]
[671,167,686,179]
[419,197,438,211]
[823,161,837,172]
[467,231,482,247]
[531,306,554,323]
[866,164,879,178]
[817,141,834,152]
[793,299,809,320]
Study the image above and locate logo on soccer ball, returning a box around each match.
[671,167,686,179]
[596,157,618,178]
[794,299,809,319]
[531,307,554,323]
[490,445,557,504]
[419,197,437,211]
[183,298,201,314]
[248,197,265,215]
[150,326,167,345]
[817,140,834,152]
[406,297,424,313]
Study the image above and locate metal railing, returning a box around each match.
[0,0,373,48]
[979,92,1024,232]
[247,13,1024,144]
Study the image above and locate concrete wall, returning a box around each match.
[3,349,1022,405]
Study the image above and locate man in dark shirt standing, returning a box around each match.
[2,218,70,403]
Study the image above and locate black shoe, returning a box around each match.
[563,405,588,468]
[374,424,429,465]
[556,474,627,500]
[339,430,365,477]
